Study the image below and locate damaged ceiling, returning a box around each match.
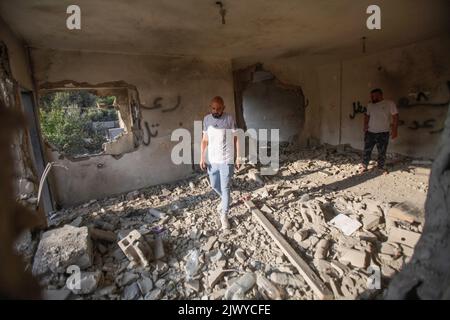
[0,0,449,61]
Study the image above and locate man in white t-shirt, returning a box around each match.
[200,96,241,230]
[362,88,399,173]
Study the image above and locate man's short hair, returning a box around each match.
[371,88,383,95]
[211,96,224,105]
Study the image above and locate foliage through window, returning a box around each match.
[39,90,122,157]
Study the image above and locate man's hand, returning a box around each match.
[200,157,207,171]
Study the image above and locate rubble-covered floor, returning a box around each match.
[23,144,430,300]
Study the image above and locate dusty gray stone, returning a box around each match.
[122,282,140,300]
[32,225,93,276]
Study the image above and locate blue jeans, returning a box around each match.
[207,163,234,215]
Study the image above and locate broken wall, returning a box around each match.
[317,35,450,158]
[0,17,44,206]
[31,48,235,207]
[232,61,322,148]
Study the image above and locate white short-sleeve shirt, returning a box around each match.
[366,100,398,133]
[203,112,237,164]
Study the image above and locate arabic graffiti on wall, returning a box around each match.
[349,101,367,119]
[141,95,182,112]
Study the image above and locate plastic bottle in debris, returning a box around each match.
[185,249,200,280]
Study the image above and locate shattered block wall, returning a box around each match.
[317,35,450,159]
[31,48,235,207]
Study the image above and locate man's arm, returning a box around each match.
[364,114,370,132]
[391,113,399,139]
[200,133,208,170]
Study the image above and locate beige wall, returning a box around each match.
[250,35,450,157]
[0,17,33,90]
[318,35,450,158]
[31,48,235,207]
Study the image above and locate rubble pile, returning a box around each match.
[29,144,428,300]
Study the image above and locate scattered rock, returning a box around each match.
[70,270,103,295]
[122,282,141,300]
[32,225,93,277]
[144,288,163,300]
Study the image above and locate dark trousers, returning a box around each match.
[363,131,389,168]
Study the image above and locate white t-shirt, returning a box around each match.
[366,100,398,133]
[203,113,237,164]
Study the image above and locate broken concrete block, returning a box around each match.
[329,214,362,236]
[314,239,330,260]
[117,272,139,287]
[208,269,226,288]
[90,227,117,242]
[70,216,83,227]
[44,288,72,300]
[235,249,246,264]
[247,170,264,185]
[387,202,424,224]
[399,244,415,257]
[387,227,421,248]
[122,282,141,300]
[137,276,153,295]
[70,270,102,295]
[280,221,293,235]
[117,230,153,267]
[203,236,217,252]
[381,265,397,278]
[153,236,165,260]
[144,288,163,300]
[339,248,368,268]
[32,225,93,276]
[294,229,309,242]
[148,208,167,219]
[362,214,381,231]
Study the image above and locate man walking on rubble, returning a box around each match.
[200,96,241,230]
[361,88,399,174]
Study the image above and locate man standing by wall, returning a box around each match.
[200,96,240,230]
[361,88,399,173]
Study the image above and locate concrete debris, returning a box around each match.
[329,214,362,236]
[153,236,165,260]
[387,202,424,223]
[90,227,117,242]
[144,288,163,300]
[118,230,153,267]
[122,282,141,300]
[235,249,247,264]
[44,288,72,300]
[33,145,426,300]
[362,214,381,231]
[208,269,226,288]
[387,227,421,248]
[32,225,93,277]
[203,236,218,252]
[70,270,103,295]
[339,248,368,268]
[137,276,153,295]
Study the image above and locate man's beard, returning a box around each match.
[212,112,223,118]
